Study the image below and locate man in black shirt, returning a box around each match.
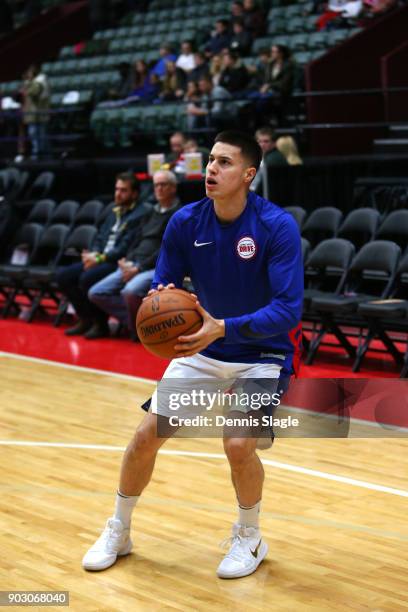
[56,172,147,339]
[88,171,180,339]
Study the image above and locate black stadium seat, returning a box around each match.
[22,223,71,322]
[26,199,57,226]
[303,238,355,311]
[23,171,55,201]
[337,208,381,250]
[0,222,44,317]
[50,200,80,227]
[302,238,355,353]
[73,200,104,227]
[353,251,408,375]
[0,167,28,202]
[284,206,307,230]
[301,237,311,263]
[54,224,98,325]
[306,240,401,365]
[58,224,98,266]
[301,207,343,247]
[375,210,408,251]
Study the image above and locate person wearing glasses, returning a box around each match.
[88,170,180,340]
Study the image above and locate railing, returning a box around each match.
[1,86,407,157]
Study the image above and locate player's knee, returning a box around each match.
[88,285,97,303]
[127,425,158,457]
[224,438,254,468]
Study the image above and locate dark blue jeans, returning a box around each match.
[27,122,50,158]
[56,261,116,323]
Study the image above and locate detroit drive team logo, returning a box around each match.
[236,236,257,260]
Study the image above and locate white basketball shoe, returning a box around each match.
[217,523,268,579]
[82,518,132,571]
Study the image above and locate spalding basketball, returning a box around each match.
[136,288,203,359]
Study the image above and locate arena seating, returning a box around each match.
[306,240,401,365]
[1,189,407,373]
[0,0,362,148]
[355,252,408,374]
[0,197,114,320]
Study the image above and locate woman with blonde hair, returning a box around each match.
[276,135,303,165]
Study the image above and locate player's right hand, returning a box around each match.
[145,284,198,301]
[146,283,176,297]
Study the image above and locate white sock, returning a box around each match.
[114,491,139,529]
[238,500,261,529]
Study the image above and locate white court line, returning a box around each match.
[2,351,405,432]
[0,440,407,498]
[2,352,408,497]
[0,351,157,385]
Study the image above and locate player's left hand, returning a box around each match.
[174,301,225,357]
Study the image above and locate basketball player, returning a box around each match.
[83,131,303,578]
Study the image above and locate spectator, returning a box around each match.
[184,138,199,153]
[184,138,210,164]
[128,64,160,103]
[176,41,196,73]
[276,136,303,165]
[56,173,148,339]
[219,49,249,95]
[251,126,287,192]
[249,45,294,125]
[342,0,363,17]
[205,19,232,57]
[166,131,186,167]
[210,54,223,86]
[14,71,27,161]
[132,59,149,89]
[230,0,245,23]
[242,0,265,38]
[255,127,288,166]
[22,64,50,160]
[151,44,177,79]
[189,52,210,82]
[261,44,294,99]
[186,75,233,131]
[100,61,150,105]
[246,47,271,89]
[317,0,362,29]
[159,60,186,101]
[183,80,201,104]
[230,19,253,56]
[88,171,181,339]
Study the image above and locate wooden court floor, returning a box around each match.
[0,353,407,612]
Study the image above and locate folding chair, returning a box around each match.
[301,206,343,248]
[22,224,71,322]
[306,240,401,365]
[337,207,381,251]
[53,224,98,326]
[354,251,408,374]
[284,206,307,230]
[376,210,408,251]
[0,223,44,317]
